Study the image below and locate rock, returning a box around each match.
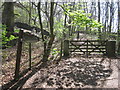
[74,83,80,86]
[57,72,61,76]
[68,82,72,86]
[66,83,69,87]
[49,78,54,80]
[103,69,112,73]
[104,73,111,77]
[47,80,54,86]
[56,81,61,86]
[58,86,63,89]
[61,76,65,80]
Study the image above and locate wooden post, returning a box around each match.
[86,40,88,57]
[117,41,120,55]
[106,40,116,57]
[77,31,79,40]
[60,40,63,59]
[63,40,69,57]
[29,42,31,70]
[14,29,23,80]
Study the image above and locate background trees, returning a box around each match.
[1,0,120,57]
[1,0,120,83]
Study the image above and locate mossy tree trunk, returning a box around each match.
[2,2,14,37]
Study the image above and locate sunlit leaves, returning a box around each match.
[67,10,103,29]
[1,24,18,46]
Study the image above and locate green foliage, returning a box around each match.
[59,3,104,40]
[14,29,20,33]
[67,10,103,28]
[0,24,18,47]
[62,3,103,28]
[51,48,60,56]
[54,19,64,39]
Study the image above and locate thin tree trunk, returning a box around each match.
[98,0,101,39]
[37,2,47,61]
[117,0,120,54]
[84,2,88,33]
[43,2,55,61]
[109,1,114,33]
[103,2,109,40]
[28,1,31,25]
[28,1,32,70]
[63,4,67,39]
[49,2,54,36]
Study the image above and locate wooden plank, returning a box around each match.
[69,48,106,49]
[70,50,106,52]
[70,40,107,42]
[69,44,106,46]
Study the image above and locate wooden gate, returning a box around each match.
[69,40,107,55]
[63,40,116,57]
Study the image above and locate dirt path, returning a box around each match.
[22,55,119,89]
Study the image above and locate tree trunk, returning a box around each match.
[28,1,32,25]
[39,2,55,62]
[2,2,14,37]
[103,2,109,40]
[98,0,101,40]
[117,0,120,54]
[63,6,67,39]
[28,1,32,69]
[37,2,47,60]
[43,35,55,61]
[43,2,55,61]
[109,1,114,33]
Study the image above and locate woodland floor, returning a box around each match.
[1,41,44,86]
[22,54,120,89]
[1,33,120,89]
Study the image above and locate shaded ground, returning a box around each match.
[1,39,61,90]
[1,41,44,86]
[22,54,119,89]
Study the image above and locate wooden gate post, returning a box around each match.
[29,42,31,70]
[106,40,116,57]
[14,29,23,80]
[63,40,69,57]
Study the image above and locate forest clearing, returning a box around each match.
[1,0,120,90]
